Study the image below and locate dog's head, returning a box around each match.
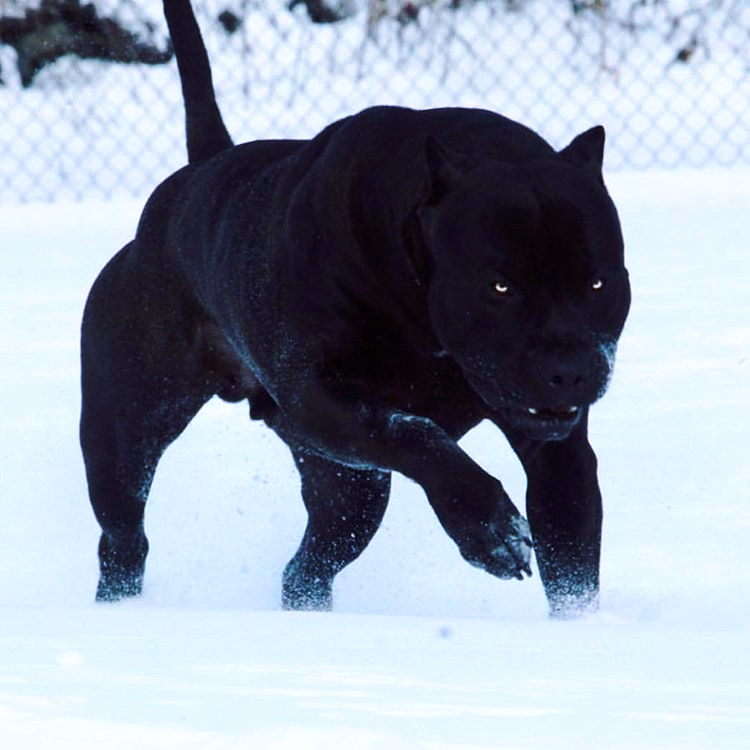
[418,127,630,441]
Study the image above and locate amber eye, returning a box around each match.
[591,277,606,292]
[493,280,511,296]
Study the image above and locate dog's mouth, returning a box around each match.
[526,405,579,419]
[509,404,582,441]
[458,364,585,441]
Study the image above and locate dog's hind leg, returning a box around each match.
[282,451,391,611]
[80,246,213,601]
[81,386,210,602]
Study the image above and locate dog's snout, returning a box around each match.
[529,345,593,402]
[545,364,585,390]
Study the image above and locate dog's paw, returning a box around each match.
[96,530,148,602]
[281,558,334,611]
[96,574,144,602]
[488,513,533,579]
[461,513,533,581]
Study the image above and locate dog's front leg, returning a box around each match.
[276,392,532,582]
[502,410,602,618]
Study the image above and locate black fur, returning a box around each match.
[80,0,630,618]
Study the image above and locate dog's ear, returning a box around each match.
[423,136,474,205]
[410,136,470,286]
[559,126,606,181]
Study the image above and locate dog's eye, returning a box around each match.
[492,280,511,297]
[591,277,606,292]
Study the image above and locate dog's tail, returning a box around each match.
[163,0,233,163]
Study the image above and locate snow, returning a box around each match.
[2,161,749,747]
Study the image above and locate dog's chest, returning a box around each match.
[344,352,486,437]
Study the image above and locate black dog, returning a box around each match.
[80,0,630,618]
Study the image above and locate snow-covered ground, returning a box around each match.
[2,161,749,745]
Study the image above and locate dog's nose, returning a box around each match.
[546,366,585,390]
[533,352,589,398]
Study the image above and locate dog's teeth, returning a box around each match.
[527,406,578,416]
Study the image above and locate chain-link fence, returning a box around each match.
[0,0,748,203]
